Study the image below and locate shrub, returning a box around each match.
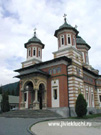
[1,92,10,112]
[75,93,87,117]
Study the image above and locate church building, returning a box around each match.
[15,15,101,116]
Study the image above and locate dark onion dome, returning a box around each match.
[24,31,45,49]
[54,18,79,37]
[76,35,91,49]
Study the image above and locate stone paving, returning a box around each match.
[0,117,55,135]
[0,110,62,135]
[0,116,101,135]
[31,118,101,135]
[0,117,61,135]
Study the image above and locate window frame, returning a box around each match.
[67,34,71,45]
[73,35,76,47]
[28,48,31,57]
[49,69,52,75]
[57,67,61,73]
[38,48,41,58]
[60,35,65,46]
[53,68,56,74]
[33,47,36,56]
[86,53,89,64]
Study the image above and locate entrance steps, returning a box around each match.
[0,109,62,118]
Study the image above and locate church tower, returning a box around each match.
[53,14,78,58]
[22,29,45,68]
[53,15,85,108]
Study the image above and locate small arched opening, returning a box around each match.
[38,83,45,109]
[24,81,34,109]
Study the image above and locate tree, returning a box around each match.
[16,82,19,96]
[11,89,15,95]
[1,92,10,112]
[75,93,87,117]
[6,89,10,95]
[0,85,2,94]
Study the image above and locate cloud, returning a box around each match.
[0,0,101,85]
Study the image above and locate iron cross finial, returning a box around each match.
[75,25,78,29]
[63,14,67,22]
[34,28,37,37]
[34,28,37,32]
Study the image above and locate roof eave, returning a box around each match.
[24,41,45,49]
[14,72,50,78]
[77,43,91,49]
[54,27,79,37]
[83,66,98,77]
[14,56,72,72]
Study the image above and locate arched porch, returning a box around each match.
[20,78,47,110]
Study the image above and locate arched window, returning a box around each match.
[60,35,64,45]
[57,67,61,73]
[49,69,52,74]
[67,34,71,45]
[38,48,41,57]
[86,53,89,64]
[73,35,76,47]
[28,48,31,57]
[33,48,36,56]
[82,52,85,62]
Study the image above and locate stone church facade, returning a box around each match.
[15,16,101,116]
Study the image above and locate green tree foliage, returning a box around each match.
[6,89,10,95]
[16,83,19,96]
[1,92,10,112]
[11,89,15,95]
[75,93,87,117]
[2,82,19,96]
[0,85,2,94]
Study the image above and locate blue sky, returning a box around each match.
[0,0,101,85]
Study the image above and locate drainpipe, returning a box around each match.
[67,64,71,117]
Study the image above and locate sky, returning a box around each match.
[0,0,101,85]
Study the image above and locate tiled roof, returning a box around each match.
[54,19,78,37]
[15,68,50,78]
[76,35,91,49]
[24,35,45,49]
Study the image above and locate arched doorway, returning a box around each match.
[24,81,34,109]
[38,83,45,109]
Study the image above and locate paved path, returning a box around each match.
[0,117,55,135]
[0,117,101,135]
[0,117,35,135]
[31,118,101,135]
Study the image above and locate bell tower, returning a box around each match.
[53,15,85,108]
[53,14,79,59]
[22,29,45,68]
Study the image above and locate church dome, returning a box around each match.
[54,18,79,37]
[24,31,45,49]
[76,35,90,49]
[59,21,73,29]
[28,36,42,43]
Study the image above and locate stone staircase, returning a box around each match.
[0,109,62,118]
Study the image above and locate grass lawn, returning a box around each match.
[69,113,101,119]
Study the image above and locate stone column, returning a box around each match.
[33,89,39,110]
[35,89,38,101]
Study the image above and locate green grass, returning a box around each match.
[69,113,101,119]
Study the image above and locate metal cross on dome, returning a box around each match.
[34,28,37,37]
[75,25,78,29]
[63,13,67,22]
